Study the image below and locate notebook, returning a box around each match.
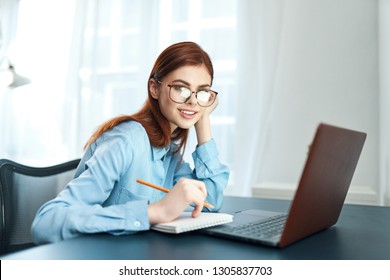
[152,212,233,234]
[203,123,366,248]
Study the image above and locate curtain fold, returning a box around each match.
[379,0,390,206]
[232,0,285,196]
[0,0,19,65]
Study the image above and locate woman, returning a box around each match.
[31,42,229,243]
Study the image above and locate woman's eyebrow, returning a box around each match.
[172,79,210,88]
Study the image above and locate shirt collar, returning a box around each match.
[151,145,170,161]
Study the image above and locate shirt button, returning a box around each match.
[134,221,141,227]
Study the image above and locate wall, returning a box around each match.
[252,0,380,205]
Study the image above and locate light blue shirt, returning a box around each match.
[31,121,229,244]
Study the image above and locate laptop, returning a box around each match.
[203,123,366,248]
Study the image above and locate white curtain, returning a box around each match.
[63,0,161,156]
[0,0,162,165]
[0,0,18,66]
[0,0,78,165]
[234,0,387,206]
[379,0,390,205]
[232,0,285,196]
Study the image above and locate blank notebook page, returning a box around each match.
[151,212,233,234]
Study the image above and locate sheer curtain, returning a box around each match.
[1,0,78,166]
[379,0,390,205]
[235,0,387,206]
[63,0,161,156]
[0,0,163,165]
[232,0,285,196]
[241,0,390,205]
[0,0,18,66]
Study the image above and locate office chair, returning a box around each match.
[0,158,80,255]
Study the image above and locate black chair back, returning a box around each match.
[0,159,80,255]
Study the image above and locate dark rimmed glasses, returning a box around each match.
[157,81,218,107]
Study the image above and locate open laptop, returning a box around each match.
[203,123,366,248]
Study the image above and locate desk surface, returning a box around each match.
[2,196,390,260]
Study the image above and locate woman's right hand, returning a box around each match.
[147,178,207,224]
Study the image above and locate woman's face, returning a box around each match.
[150,64,212,133]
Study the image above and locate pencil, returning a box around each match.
[136,179,214,209]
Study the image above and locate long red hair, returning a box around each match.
[84,42,214,154]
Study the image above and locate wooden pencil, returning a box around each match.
[136,179,214,208]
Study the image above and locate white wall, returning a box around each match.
[252,0,380,205]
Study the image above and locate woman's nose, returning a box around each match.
[185,91,198,105]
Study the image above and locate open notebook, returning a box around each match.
[151,212,233,234]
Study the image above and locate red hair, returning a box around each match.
[85,42,214,154]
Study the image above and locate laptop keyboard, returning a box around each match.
[222,214,287,239]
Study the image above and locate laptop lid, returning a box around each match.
[279,123,366,247]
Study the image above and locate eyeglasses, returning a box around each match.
[157,81,218,107]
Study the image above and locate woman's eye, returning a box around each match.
[178,87,191,97]
[197,91,211,102]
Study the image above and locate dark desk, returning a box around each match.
[2,196,390,260]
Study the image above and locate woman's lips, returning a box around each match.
[179,109,197,119]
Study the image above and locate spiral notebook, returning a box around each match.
[151,212,233,234]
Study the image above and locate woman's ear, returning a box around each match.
[149,79,159,99]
